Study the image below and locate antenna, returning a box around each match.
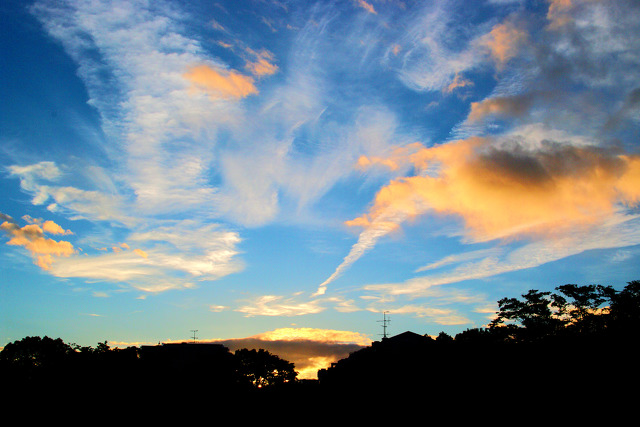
[190,330,198,343]
[377,311,390,339]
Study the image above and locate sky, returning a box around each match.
[2,0,640,379]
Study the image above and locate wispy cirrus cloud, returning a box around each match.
[8,155,133,230]
[394,1,527,93]
[315,0,640,296]
[318,131,640,293]
[12,0,640,310]
[364,211,640,298]
[44,220,243,293]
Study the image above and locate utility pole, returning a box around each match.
[190,330,198,343]
[378,311,390,339]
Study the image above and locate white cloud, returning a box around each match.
[9,161,135,226]
[364,212,640,298]
[386,305,470,326]
[394,1,492,93]
[31,0,238,218]
[236,294,328,317]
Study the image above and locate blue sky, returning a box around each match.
[2,0,640,378]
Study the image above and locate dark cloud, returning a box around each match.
[0,212,15,223]
[213,338,365,378]
[479,141,628,186]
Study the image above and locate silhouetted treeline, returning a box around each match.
[3,280,638,410]
[318,280,640,407]
[0,337,301,406]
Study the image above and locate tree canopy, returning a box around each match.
[234,348,298,388]
[487,280,640,342]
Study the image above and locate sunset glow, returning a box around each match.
[2,0,639,378]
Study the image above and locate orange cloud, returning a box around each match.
[245,48,279,78]
[467,95,532,122]
[445,73,474,94]
[246,58,278,77]
[356,142,424,172]
[184,64,258,99]
[480,21,527,68]
[546,0,601,29]
[352,138,640,243]
[208,328,371,379]
[254,327,372,346]
[1,218,75,270]
[355,0,376,14]
[153,327,371,379]
[546,0,573,29]
[133,248,148,258]
[42,220,73,235]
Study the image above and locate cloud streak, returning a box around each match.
[364,212,640,298]
[318,135,640,293]
[3,0,638,347]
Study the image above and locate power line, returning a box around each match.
[190,330,198,343]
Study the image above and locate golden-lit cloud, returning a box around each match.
[467,95,532,122]
[133,248,148,258]
[184,64,258,99]
[117,327,371,380]
[1,215,76,270]
[245,58,278,77]
[351,137,640,243]
[356,142,424,172]
[480,21,528,68]
[42,220,72,235]
[317,132,640,294]
[546,0,574,29]
[210,328,372,379]
[21,215,73,235]
[354,0,376,14]
[545,0,602,30]
[244,49,278,78]
[255,327,372,346]
[445,73,474,94]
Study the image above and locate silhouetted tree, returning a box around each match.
[489,289,567,341]
[435,331,454,343]
[552,283,613,336]
[454,327,500,343]
[234,348,297,388]
[606,280,640,333]
[0,336,75,383]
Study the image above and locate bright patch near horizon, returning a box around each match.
[2,0,640,376]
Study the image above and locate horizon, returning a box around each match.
[2,0,640,380]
